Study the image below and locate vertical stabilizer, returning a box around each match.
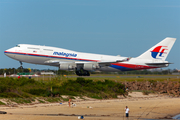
[137,37,176,61]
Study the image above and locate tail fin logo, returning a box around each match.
[151,46,168,59]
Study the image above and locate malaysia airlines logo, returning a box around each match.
[151,46,168,59]
[53,52,77,57]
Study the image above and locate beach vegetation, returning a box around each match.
[142,90,152,95]
[0,101,6,105]
[45,97,61,102]
[62,98,69,101]
[1,76,177,104]
[0,77,125,103]
[9,98,32,104]
[37,99,45,103]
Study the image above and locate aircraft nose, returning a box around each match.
[4,49,11,56]
[4,49,9,54]
[4,47,15,58]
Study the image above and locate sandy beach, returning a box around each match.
[0,92,180,120]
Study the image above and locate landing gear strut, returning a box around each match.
[19,61,23,69]
[75,68,90,76]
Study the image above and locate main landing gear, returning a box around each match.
[19,61,23,69]
[75,68,90,76]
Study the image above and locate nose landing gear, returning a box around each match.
[19,61,23,69]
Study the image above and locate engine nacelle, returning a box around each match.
[59,63,76,71]
[83,63,99,71]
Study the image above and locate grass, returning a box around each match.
[32,74,180,82]
[56,74,180,82]
[62,98,69,101]
[37,99,45,103]
[45,97,61,103]
[131,90,155,95]
[0,101,6,105]
[142,90,151,95]
[90,95,103,99]
[9,98,32,104]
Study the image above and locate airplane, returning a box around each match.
[4,37,176,76]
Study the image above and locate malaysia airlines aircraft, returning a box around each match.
[4,37,176,76]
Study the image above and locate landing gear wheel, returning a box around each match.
[76,71,82,76]
[84,70,90,76]
[75,69,90,76]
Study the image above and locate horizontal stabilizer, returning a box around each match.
[145,63,173,65]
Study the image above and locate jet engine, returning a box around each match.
[83,63,99,71]
[59,63,76,71]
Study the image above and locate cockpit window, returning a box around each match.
[15,45,20,47]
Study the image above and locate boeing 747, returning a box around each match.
[4,37,176,76]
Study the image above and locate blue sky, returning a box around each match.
[0,0,180,70]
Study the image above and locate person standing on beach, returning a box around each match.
[125,106,130,119]
[68,98,71,107]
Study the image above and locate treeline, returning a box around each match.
[0,77,125,99]
[0,68,73,75]
[0,68,178,75]
[0,68,30,75]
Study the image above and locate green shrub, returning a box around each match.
[45,97,61,102]
[89,94,103,99]
[37,99,45,103]
[9,98,32,104]
[26,88,48,96]
[0,77,125,99]
[142,90,151,95]
[0,92,22,98]
[0,101,6,105]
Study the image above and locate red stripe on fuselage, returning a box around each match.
[4,51,100,62]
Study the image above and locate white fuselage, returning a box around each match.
[4,44,166,72]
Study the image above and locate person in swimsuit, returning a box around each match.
[68,98,71,107]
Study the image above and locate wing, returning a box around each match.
[44,57,131,67]
[97,57,131,67]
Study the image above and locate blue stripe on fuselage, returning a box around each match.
[110,65,134,71]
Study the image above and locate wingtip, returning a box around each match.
[165,37,177,40]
